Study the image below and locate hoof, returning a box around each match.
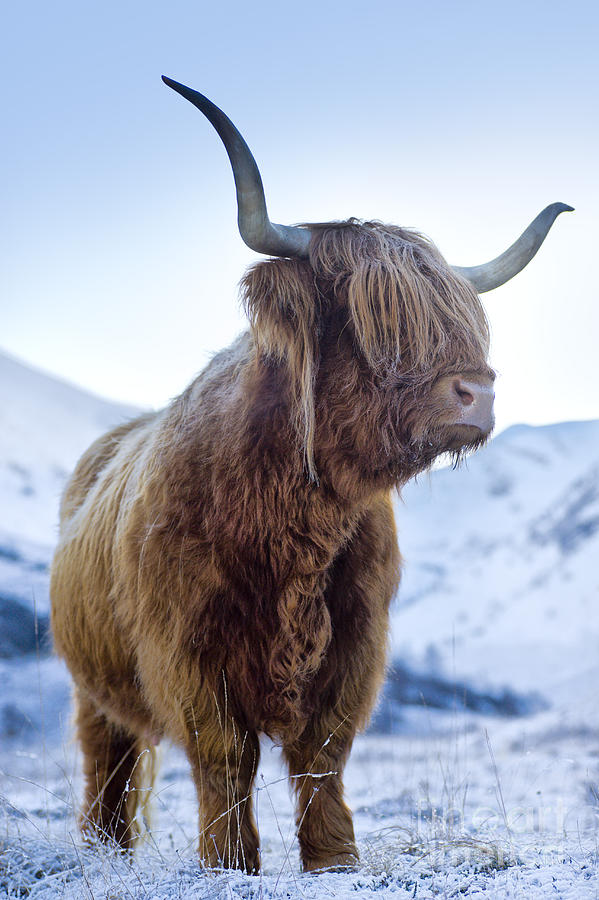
[303,852,359,873]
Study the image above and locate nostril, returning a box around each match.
[453,378,475,406]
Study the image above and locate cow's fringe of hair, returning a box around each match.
[309,219,490,373]
[241,219,490,479]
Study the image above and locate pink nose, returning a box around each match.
[452,377,495,431]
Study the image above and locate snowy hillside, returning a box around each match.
[0,350,139,548]
[391,420,599,698]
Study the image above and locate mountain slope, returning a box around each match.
[0,350,140,546]
[391,420,599,696]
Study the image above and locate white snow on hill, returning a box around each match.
[391,420,599,698]
[0,350,139,547]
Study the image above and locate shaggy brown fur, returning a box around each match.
[51,220,493,872]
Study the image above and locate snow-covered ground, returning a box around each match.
[1,350,597,897]
[2,690,598,898]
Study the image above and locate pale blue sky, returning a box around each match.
[2,0,597,433]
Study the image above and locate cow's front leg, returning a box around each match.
[283,723,359,872]
[185,721,260,873]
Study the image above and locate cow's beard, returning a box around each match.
[432,423,490,454]
[387,423,491,484]
[416,423,490,466]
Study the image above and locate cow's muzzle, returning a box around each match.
[433,374,495,436]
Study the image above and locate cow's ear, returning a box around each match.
[240,258,320,480]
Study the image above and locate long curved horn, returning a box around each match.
[162,77,311,258]
[453,203,573,293]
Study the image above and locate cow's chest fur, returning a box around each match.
[185,495,367,739]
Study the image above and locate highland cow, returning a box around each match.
[50,78,571,873]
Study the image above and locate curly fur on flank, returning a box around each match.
[51,219,493,873]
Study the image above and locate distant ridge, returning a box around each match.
[392,415,599,696]
[0,349,142,545]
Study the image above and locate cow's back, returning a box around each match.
[58,412,157,522]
